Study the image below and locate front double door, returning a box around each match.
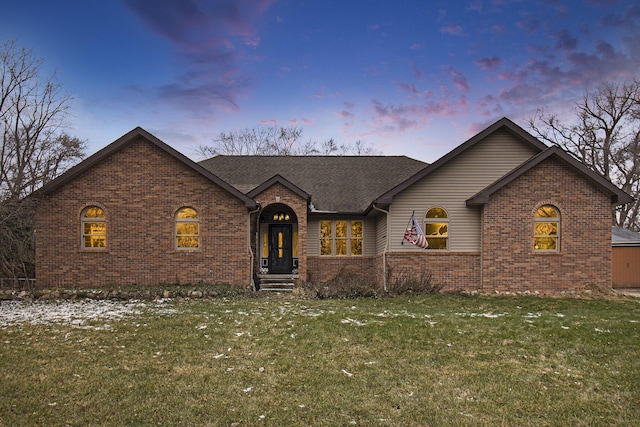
[269,224,293,274]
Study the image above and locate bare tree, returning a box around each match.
[528,78,640,230]
[196,125,379,158]
[1,40,85,201]
[1,39,85,279]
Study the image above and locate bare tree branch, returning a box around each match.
[1,39,85,278]
[196,125,380,158]
[528,78,640,230]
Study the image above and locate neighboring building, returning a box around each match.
[32,118,632,293]
[612,226,640,288]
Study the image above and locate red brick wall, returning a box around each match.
[481,157,613,292]
[35,137,251,288]
[307,256,378,285]
[384,252,481,292]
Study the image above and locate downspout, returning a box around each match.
[248,204,261,292]
[480,206,484,292]
[372,204,390,293]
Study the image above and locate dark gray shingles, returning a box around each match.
[199,156,427,212]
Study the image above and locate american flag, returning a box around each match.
[403,213,429,248]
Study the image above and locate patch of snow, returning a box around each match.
[341,317,367,326]
[0,300,145,328]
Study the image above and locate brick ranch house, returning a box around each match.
[32,117,632,293]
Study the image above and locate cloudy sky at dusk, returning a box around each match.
[2,0,639,162]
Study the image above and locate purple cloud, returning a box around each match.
[370,94,467,134]
[444,67,471,93]
[552,29,578,52]
[336,110,354,119]
[123,0,273,112]
[475,56,502,70]
[395,81,420,95]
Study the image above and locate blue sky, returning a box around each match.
[2,0,639,162]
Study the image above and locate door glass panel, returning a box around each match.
[262,232,268,257]
[293,231,298,257]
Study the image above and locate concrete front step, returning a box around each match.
[259,282,295,292]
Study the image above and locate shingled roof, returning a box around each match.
[199,156,427,213]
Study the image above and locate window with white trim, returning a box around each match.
[81,206,107,249]
[320,220,363,256]
[424,207,448,250]
[176,207,199,250]
[534,205,559,251]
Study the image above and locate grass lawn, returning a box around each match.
[1,294,639,426]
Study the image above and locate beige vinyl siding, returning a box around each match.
[375,213,388,255]
[389,129,540,252]
[307,217,376,256]
[307,218,320,256]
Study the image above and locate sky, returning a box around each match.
[2,0,639,162]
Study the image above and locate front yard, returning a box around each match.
[1,294,639,426]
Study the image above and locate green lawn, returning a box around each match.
[1,294,639,426]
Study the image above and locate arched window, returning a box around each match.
[176,207,199,249]
[81,206,107,249]
[425,207,448,250]
[534,205,560,251]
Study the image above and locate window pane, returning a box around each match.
[427,237,447,250]
[84,222,106,235]
[320,221,332,238]
[535,222,558,236]
[177,236,199,248]
[534,237,557,250]
[84,236,106,248]
[426,207,448,218]
[351,221,363,238]
[425,223,448,237]
[320,238,332,255]
[351,238,362,256]
[177,207,198,219]
[177,223,199,235]
[335,221,347,238]
[535,205,558,218]
[335,239,347,256]
[83,207,105,218]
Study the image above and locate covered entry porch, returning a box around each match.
[256,203,299,290]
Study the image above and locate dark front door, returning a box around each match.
[269,224,292,274]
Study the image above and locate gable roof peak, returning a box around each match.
[374,117,548,205]
[32,127,257,208]
[466,145,633,206]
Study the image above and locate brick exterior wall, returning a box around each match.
[35,137,251,288]
[250,182,308,283]
[307,256,378,285]
[34,135,617,294]
[481,157,613,292]
[384,252,481,292]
